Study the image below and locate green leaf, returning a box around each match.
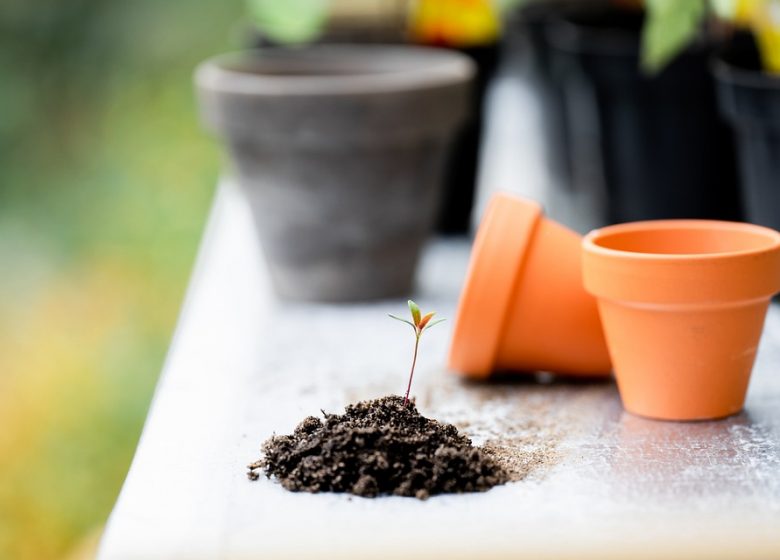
[710,0,734,19]
[388,314,414,326]
[389,314,418,335]
[641,0,707,74]
[496,0,529,15]
[408,300,421,326]
[246,0,329,45]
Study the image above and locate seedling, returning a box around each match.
[389,300,445,406]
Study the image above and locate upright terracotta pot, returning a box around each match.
[583,220,780,421]
[448,193,611,378]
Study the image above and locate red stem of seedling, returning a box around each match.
[403,334,420,406]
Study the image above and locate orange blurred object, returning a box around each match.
[583,220,780,421]
[448,193,612,379]
[409,0,500,47]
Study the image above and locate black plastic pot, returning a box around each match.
[501,1,611,233]
[546,5,743,224]
[436,43,498,233]
[506,1,578,192]
[714,33,780,231]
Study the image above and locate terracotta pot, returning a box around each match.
[583,220,780,421]
[448,193,611,378]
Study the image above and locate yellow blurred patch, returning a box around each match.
[734,0,780,73]
[409,0,500,46]
[0,259,169,559]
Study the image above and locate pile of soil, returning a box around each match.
[248,395,509,499]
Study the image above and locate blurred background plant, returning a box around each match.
[643,0,780,72]
[0,0,242,558]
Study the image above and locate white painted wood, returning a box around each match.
[99,179,780,560]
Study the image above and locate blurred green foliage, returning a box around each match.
[246,0,329,44]
[0,0,242,558]
[641,0,706,72]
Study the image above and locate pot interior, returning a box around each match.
[217,46,466,78]
[592,223,780,256]
[718,31,763,73]
[564,5,643,34]
[545,2,644,55]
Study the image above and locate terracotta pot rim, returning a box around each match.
[196,45,475,97]
[584,219,780,262]
[448,194,542,378]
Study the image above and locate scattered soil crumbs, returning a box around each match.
[248,396,510,499]
[482,439,560,482]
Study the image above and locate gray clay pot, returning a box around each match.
[195,45,474,301]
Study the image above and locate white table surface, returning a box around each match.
[100,62,780,559]
[98,179,780,560]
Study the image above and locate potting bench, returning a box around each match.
[100,64,780,558]
[98,178,780,560]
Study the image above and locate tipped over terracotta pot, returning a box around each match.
[448,193,612,379]
[583,220,780,421]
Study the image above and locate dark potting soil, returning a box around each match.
[247,395,509,499]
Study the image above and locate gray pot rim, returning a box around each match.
[195,44,475,97]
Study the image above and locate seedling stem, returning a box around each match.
[389,300,445,406]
